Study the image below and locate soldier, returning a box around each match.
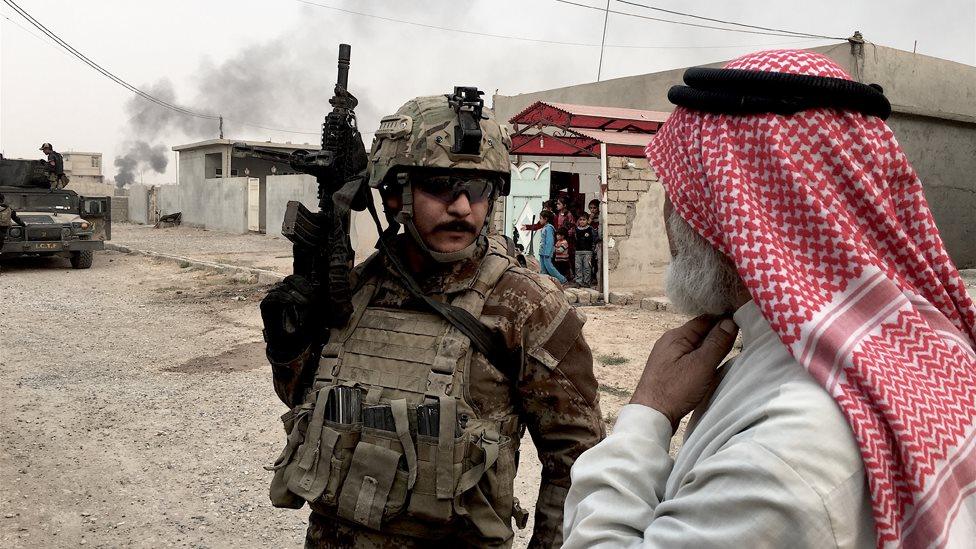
[0,192,26,263]
[39,143,68,190]
[261,88,604,548]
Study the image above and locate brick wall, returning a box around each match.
[604,156,658,269]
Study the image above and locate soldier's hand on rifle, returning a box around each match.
[260,274,319,362]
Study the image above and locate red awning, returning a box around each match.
[509,128,652,158]
[510,101,669,133]
[508,100,665,158]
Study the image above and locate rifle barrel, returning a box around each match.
[337,43,351,90]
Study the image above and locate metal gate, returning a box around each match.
[247,178,260,232]
[505,162,550,257]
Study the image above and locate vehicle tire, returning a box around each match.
[70,250,93,269]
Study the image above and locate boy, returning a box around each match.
[554,227,572,281]
[537,210,566,284]
[574,213,596,287]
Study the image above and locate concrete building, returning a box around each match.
[126,139,381,260]
[493,41,976,271]
[172,139,315,233]
[62,151,115,197]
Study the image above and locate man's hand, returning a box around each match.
[630,315,739,432]
[260,274,319,362]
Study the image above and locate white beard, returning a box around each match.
[664,212,747,316]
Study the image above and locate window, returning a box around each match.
[91,156,100,168]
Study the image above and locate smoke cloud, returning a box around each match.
[113,140,168,187]
[112,2,513,187]
[114,24,382,186]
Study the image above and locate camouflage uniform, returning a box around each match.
[40,145,67,190]
[271,235,604,547]
[264,88,603,548]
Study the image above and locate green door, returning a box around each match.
[505,162,550,257]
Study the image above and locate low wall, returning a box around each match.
[265,174,317,239]
[69,179,116,197]
[157,184,181,217]
[128,184,151,224]
[110,196,128,224]
[264,174,384,260]
[173,178,248,234]
[208,177,249,234]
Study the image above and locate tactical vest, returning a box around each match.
[268,240,523,545]
[0,206,12,228]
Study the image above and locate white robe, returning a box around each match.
[563,300,877,548]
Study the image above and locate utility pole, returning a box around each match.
[596,0,610,82]
[218,116,224,139]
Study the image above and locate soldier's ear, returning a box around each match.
[382,186,403,211]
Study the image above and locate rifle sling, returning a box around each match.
[364,190,518,382]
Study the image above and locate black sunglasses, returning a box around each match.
[414,175,497,204]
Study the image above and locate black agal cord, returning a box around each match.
[668,67,891,119]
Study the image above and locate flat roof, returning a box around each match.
[63,151,102,156]
[172,139,317,152]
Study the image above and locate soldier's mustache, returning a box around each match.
[434,220,478,234]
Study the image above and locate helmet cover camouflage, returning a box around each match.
[367,90,512,194]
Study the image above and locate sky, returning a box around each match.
[1,0,974,185]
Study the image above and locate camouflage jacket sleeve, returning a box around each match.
[514,276,606,548]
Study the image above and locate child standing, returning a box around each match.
[574,213,596,287]
[537,210,566,285]
[554,228,572,281]
[588,199,602,288]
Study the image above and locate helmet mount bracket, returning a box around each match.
[448,87,485,156]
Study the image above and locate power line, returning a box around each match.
[293,0,607,47]
[292,0,828,49]
[615,0,846,40]
[596,0,611,81]
[2,0,218,120]
[554,0,844,40]
[2,0,324,137]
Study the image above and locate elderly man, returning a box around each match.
[564,50,976,548]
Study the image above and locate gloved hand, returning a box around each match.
[261,274,319,363]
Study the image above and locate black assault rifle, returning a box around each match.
[234,43,368,330]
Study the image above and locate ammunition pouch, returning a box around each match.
[266,239,523,537]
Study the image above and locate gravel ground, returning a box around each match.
[112,223,294,274]
[0,250,687,548]
[962,269,976,289]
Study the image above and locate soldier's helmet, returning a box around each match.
[367,87,511,195]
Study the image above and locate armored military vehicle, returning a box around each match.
[0,157,110,269]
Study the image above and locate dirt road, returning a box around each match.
[0,251,686,548]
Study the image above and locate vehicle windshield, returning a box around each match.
[2,190,79,213]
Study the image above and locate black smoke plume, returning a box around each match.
[113,140,168,187]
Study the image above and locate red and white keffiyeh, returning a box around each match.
[646,49,976,548]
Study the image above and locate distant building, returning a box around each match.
[172,139,316,232]
[62,151,115,196]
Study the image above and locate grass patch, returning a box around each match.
[598,384,631,398]
[178,260,192,269]
[597,353,629,366]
